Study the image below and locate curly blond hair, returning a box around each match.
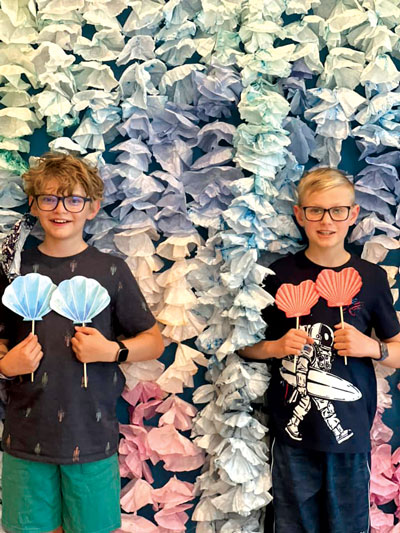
[23,153,104,200]
[297,167,354,206]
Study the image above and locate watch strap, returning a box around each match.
[377,341,389,362]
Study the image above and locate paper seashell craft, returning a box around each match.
[315,267,362,308]
[275,279,319,371]
[275,280,320,320]
[2,273,57,381]
[50,276,111,387]
[316,267,363,365]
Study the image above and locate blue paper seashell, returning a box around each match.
[2,273,57,321]
[50,276,110,324]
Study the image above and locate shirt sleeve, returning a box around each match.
[371,266,400,341]
[112,259,156,338]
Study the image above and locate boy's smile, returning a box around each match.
[293,186,360,265]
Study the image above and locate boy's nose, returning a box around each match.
[320,210,332,222]
[54,198,68,213]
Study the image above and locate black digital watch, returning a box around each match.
[115,340,129,363]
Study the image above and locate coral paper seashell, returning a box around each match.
[275,280,319,318]
[315,267,362,307]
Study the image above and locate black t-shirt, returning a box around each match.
[0,246,156,464]
[262,251,400,453]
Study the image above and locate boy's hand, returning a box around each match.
[334,322,380,359]
[0,333,43,377]
[72,326,118,363]
[270,329,314,358]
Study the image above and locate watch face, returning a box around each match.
[117,347,129,363]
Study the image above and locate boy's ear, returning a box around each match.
[293,204,305,227]
[29,196,38,216]
[86,199,101,221]
[349,203,360,224]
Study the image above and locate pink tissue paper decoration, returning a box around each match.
[156,395,198,431]
[119,424,158,483]
[154,503,193,531]
[115,513,160,532]
[371,412,394,448]
[152,476,195,509]
[370,504,396,533]
[120,478,154,513]
[129,399,163,426]
[370,444,398,506]
[147,424,205,472]
[122,381,164,406]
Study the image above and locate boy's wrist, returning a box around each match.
[109,341,120,362]
[0,355,12,379]
[264,340,279,359]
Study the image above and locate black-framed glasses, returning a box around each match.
[34,195,92,213]
[302,206,352,222]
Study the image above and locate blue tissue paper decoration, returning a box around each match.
[2,273,56,321]
[50,276,110,324]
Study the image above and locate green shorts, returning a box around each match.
[2,452,121,533]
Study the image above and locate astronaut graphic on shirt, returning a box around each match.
[281,323,362,445]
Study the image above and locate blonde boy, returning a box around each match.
[241,168,400,533]
[0,153,164,533]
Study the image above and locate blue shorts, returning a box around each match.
[271,439,370,533]
[2,452,121,533]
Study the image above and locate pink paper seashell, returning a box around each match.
[275,280,319,318]
[316,267,362,307]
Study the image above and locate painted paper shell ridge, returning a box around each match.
[50,276,110,324]
[2,273,57,321]
[315,267,362,307]
[275,280,319,318]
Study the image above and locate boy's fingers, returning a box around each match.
[74,326,95,334]
[18,333,34,347]
[334,322,353,329]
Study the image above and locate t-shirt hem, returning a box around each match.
[271,429,372,454]
[4,447,119,465]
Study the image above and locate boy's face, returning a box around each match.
[29,180,100,244]
[293,186,359,253]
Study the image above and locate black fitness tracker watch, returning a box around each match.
[377,341,389,362]
[115,340,129,363]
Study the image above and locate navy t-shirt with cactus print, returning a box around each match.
[0,246,155,464]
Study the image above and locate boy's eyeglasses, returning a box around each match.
[302,206,352,222]
[34,195,92,213]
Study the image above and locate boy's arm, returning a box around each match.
[239,328,313,360]
[334,324,400,367]
[71,323,164,364]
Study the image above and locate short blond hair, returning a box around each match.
[297,167,354,206]
[23,152,104,200]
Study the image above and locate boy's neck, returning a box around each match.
[38,237,88,258]
[304,245,351,268]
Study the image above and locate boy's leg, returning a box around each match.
[271,439,324,533]
[2,452,62,533]
[325,452,370,533]
[60,454,121,533]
